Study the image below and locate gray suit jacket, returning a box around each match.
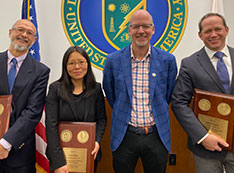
[171,46,234,160]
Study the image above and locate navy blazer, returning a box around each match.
[45,81,107,170]
[103,45,177,152]
[171,46,234,160]
[0,50,50,167]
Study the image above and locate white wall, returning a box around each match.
[1,0,234,85]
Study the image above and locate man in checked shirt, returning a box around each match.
[103,9,177,173]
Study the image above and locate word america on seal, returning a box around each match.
[61,0,187,70]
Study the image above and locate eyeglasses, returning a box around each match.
[129,24,153,30]
[67,60,87,68]
[12,27,36,37]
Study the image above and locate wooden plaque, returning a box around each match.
[58,122,96,173]
[193,89,234,152]
[0,95,12,138]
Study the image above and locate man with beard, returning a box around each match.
[103,10,177,173]
[0,19,50,172]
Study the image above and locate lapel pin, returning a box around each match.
[152,73,156,77]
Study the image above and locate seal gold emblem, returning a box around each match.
[60,129,72,143]
[217,102,231,116]
[77,130,89,144]
[198,99,211,111]
[0,104,4,116]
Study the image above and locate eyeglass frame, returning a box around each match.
[67,60,87,68]
[129,23,154,30]
[12,27,36,37]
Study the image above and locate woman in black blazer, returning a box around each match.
[45,46,107,173]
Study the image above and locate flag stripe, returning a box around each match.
[36,151,50,172]
[35,122,47,143]
[35,134,47,159]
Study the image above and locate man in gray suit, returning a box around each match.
[171,13,234,173]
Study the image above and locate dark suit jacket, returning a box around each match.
[103,45,177,152]
[45,81,107,170]
[171,46,234,160]
[0,50,50,167]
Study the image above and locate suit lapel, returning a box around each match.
[120,46,133,103]
[0,51,9,94]
[196,48,225,93]
[228,46,234,94]
[149,47,162,100]
[11,55,33,101]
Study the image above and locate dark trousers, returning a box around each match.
[0,162,36,173]
[112,127,168,173]
[94,159,98,173]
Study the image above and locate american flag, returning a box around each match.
[22,0,49,172]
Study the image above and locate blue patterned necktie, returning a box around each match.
[215,51,230,93]
[8,58,17,93]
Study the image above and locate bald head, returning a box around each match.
[12,19,36,34]
[129,9,153,25]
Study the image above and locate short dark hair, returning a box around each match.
[199,13,227,32]
[58,46,96,102]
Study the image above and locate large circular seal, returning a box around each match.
[77,130,89,144]
[60,129,73,143]
[198,99,211,112]
[217,102,231,116]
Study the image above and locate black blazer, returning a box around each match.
[0,50,50,167]
[45,81,107,170]
[171,46,234,160]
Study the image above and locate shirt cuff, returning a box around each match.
[0,138,12,151]
[197,133,209,144]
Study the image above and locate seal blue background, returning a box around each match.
[79,0,169,54]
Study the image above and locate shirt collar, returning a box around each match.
[7,50,28,66]
[205,45,230,60]
[130,44,151,61]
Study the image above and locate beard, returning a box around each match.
[11,41,28,51]
[135,40,149,47]
[134,34,150,47]
[10,35,31,51]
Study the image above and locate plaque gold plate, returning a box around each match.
[59,122,96,173]
[63,147,87,172]
[0,95,12,138]
[198,113,228,141]
[193,89,234,152]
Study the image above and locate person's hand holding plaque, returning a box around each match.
[91,141,100,159]
[54,165,69,173]
[201,133,229,152]
[193,89,234,152]
[0,143,9,160]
